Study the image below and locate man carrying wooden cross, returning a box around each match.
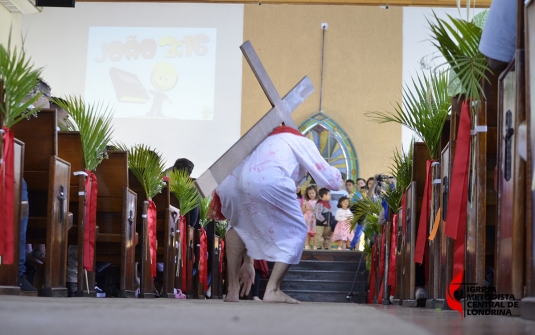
[198,41,341,303]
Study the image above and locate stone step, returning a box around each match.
[289,260,364,271]
[279,269,368,281]
[280,280,368,292]
[260,290,367,303]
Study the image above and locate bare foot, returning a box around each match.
[224,289,240,302]
[253,296,262,301]
[263,289,299,304]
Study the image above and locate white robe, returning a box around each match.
[217,132,342,264]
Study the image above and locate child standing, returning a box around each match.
[333,196,354,250]
[314,188,333,250]
[301,185,319,249]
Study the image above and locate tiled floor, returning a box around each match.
[371,304,535,335]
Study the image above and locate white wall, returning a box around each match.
[401,7,485,152]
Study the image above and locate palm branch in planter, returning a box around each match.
[117,143,166,278]
[198,196,212,228]
[0,37,43,128]
[366,71,450,160]
[428,12,491,107]
[384,142,414,213]
[0,37,43,264]
[350,195,383,270]
[49,96,115,272]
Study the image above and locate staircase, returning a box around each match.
[259,250,369,303]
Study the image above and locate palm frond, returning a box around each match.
[168,169,200,216]
[199,196,211,228]
[384,142,414,212]
[51,96,114,171]
[427,13,491,103]
[366,71,450,159]
[0,34,43,127]
[116,143,166,199]
[350,196,383,232]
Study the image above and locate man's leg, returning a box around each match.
[263,262,298,304]
[224,228,245,302]
[314,226,324,249]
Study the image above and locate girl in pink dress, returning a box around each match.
[333,196,354,249]
[301,185,319,249]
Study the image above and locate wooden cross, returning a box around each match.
[195,40,314,197]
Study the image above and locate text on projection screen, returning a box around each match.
[85,27,217,120]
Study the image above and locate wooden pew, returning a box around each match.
[94,151,138,297]
[436,142,455,309]
[401,181,417,307]
[211,234,222,299]
[150,181,181,298]
[0,139,24,295]
[400,142,430,307]
[57,131,97,297]
[496,51,526,307]
[393,207,404,305]
[185,224,195,298]
[464,69,500,297]
[426,119,451,309]
[11,109,71,297]
[522,0,535,320]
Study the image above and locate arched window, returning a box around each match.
[299,113,358,181]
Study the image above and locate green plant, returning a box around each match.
[199,196,211,228]
[428,12,491,103]
[350,195,383,267]
[116,143,166,199]
[383,141,414,212]
[0,35,43,127]
[366,71,450,160]
[168,169,200,216]
[215,220,228,240]
[52,96,114,171]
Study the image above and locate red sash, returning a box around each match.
[268,125,304,137]
[445,101,471,318]
[414,160,434,264]
[0,127,15,264]
[388,214,398,296]
[147,200,157,277]
[199,227,209,292]
[83,171,98,271]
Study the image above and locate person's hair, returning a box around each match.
[357,178,366,184]
[173,158,194,175]
[296,188,303,199]
[367,177,374,184]
[304,185,318,201]
[337,196,349,208]
[318,188,330,199]
[345,179,355,185]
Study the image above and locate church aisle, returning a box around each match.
[0,296,534,335]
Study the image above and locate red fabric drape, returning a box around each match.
[0,127,15,264]
[414,160,434,264]
[219,239,225,276]
[444,101,471,318]
[147,200,157,277]
[208,190,225,221]
[377,227,386,304]
[254,259,269,278]
[268,125,305,137]
[368,241,377,304]
[180,214,187,290]
[199,227,209,292]
[83,171,98,271]
[388,214,398,296]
